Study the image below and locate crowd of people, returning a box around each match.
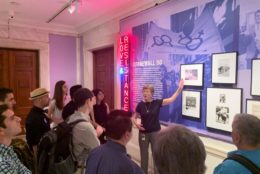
[0,80,259,174]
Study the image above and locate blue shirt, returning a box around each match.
[0,144,31,174]
[85,140,144,174]
[214,149,260,174]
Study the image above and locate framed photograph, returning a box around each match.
[182,90,201,118]
[206,88,242,132]
[246,99,260,119]
[180,63,204,86]
[251,59,260,96]
[211,52,238,84]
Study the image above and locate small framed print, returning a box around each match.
[211,52,238,84]
[180,63,204,87]
[206,88,242,132]
[251,59,260,96]
[246,99,260,119]
[182,90,201,118]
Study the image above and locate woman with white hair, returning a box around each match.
[132,79,184,174]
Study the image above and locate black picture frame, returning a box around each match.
[180,63,204,87]
[251,59,260,96]
[182,90,201,118]
[211,52,238,84]
[246,99,260,119]
[206,87,242,132]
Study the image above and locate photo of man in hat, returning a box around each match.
[25,88,50,156]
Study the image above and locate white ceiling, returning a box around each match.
[0,0,164,34]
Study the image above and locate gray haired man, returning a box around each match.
[214,114,260,174]
[153,125,206,174]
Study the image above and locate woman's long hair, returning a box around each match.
[92,88,106,106]
[53,80,66,110]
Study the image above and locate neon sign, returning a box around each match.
[119,35,130,111]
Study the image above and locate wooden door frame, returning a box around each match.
[3,48,40,87]
[0,48,40,133]
[84,45,121,109]
[93,46,114,87]
[93,46,115,109]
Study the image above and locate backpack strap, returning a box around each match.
[68,119,87,163]
[225,154,260,174]
[68,119,87,127]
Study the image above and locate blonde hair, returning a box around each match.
[142,84,154,94]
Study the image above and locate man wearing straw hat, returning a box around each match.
[26,88,50,155]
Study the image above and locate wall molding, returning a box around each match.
[0,37,50,90]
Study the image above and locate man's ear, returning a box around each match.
[84,99,89,106]
[124,131,130,138]
[124,131,132,141]
[232,131,241,145]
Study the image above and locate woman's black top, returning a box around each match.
[136,99,163,133]
[93,103,107,126]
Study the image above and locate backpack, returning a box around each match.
[224,154,260,174]
[37,119,86,174]
[11,138,35,173]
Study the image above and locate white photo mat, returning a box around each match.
[206,88,242,132]
[182,90,201,118]
[211,52,237,84]
[180,63,203,86]
[246,99,260,119]
[251,59,260,96]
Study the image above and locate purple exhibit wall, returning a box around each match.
[49,34,77,97]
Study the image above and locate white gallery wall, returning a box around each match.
[82,18,120,108]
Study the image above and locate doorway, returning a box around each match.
[93,47,114,110]
[0,48,39,131]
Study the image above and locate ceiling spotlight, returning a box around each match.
[68,4,76,14]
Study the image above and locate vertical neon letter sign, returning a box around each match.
[119,35,130,111]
